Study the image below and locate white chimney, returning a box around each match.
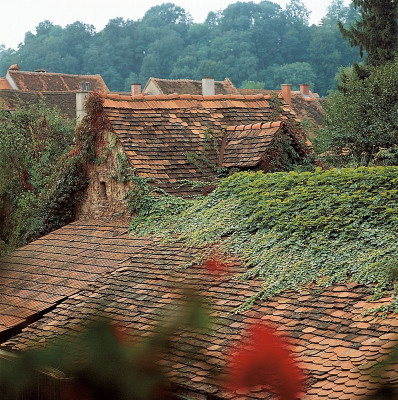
[131,83,141,96]
[281,84,292,105]
[76,81,89,121]
[202,77,215,96]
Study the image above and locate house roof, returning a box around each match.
[101,93,299,194]
[0,78,11,90]
[0,219,131,341]
[220,121,312,168]
[6,69,109,92]
[2,220,398,399]
[238,89,324,127]
[143,77,239,95]
[0,90,76,119]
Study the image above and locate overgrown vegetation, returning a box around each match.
[0,0,360,96]
[130,167,398,312]
[315,57,398,167]
[0,93,106,254]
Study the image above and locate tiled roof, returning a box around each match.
[2,220,398,399]
[0,78,11,90]
[144,77,239,95]
[0,90,76,119]
[0,219,131,341]
[220,121,311,168]
[238,89,324,127]
[6,70,109,92]
[101,93,298,194]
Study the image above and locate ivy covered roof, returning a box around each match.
[1,219,398,399]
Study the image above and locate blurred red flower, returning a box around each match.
[226,322,305,400]
[203,257,230,277]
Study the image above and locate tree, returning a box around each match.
[339,0,398,66]
[263,62,316,90]
[0,103,75,252]
[308,0,360,95]
[316,60,398,165]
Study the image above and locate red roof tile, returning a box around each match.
[101,93,298,194]
[238,89,324,128]
[6,70,109,92]
[1,220,398,399]
[0,78,11,90]
[0,219,130,339]
[144,77,239,95]
[0,90,76,119]
[220,121,311,169]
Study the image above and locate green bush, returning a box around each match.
[315,60,398,166]
[0,103,75,252]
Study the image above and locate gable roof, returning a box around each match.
[101,93,299,194]
[238,89,324,127]
[0,90,76,119]
[220,121,312,168]
[5,69,109,93]
[2,220,398,399]
[143,77,239,95]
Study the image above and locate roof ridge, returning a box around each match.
[226,120,284,131]
[103,93,274,102]
[9,70,102,79]
[151,77,231,84]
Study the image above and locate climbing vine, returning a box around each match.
[130,167,398,313]
[0,92,108,253]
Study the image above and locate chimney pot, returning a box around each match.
[131,83,141,96]
[300,83,310,96]
[281,84,292,105]
[202,77,215,96]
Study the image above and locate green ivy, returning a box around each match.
[130,167,398,312]
[0,93,107,254]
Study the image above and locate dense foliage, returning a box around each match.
[339,0,398,67]
[129,167,398,311]
[0,104,75,253]
[0,0,360,96]
[0,94,106,254]
[315,60,398,166]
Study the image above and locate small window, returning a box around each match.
[99,181,107,198]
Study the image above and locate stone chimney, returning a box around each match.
[300,83,310,96]
[131,83,141,96]
[76,81,89,121]
[202,77,215,96]
[281,84,292,105]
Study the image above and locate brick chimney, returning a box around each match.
[281,84,292,105]
[300,83,310,96]
[131,83,141,96]
[76,81,89,121]
[202,77,215,96]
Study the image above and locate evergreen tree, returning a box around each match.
[339,0,398,66]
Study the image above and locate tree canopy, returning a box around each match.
[0,1,361,96]
[339,0,398,66]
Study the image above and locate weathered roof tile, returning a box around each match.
[1,220,398,399]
